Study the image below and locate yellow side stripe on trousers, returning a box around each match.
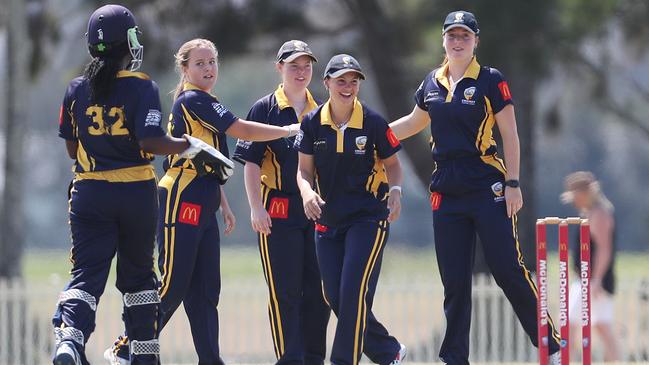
[258,185,284,358]
[511,215,561,344]
[353,220,387,365]
[359,221,388,358]
[159,171,194,299]
[260,231,285,357]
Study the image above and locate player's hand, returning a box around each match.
[251,205,272,235]
[302,190,325,221]
[286,123,302,137]
[505,186,523,218]
[387,190,401,223]
[221,205,236,236]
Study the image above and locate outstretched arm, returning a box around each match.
[389,106,430,140]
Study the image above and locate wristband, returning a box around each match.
[504,179,520,188]
[389,185,402,195]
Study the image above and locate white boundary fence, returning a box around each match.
[1,275,648,364]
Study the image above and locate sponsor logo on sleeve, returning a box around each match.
[178,202,201,226]
[498,81,512,101]
[236,139,253,150]
[430,192,442,211]
[294,129,304,149]
[386,128,400,148]
[144,109,162,127]
[268,197,289,219]
[212,103,229,117]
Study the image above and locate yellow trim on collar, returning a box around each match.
[182,82,218,98]
[434,57,481,90]
[320,98,363,129]
[274,84,319,119]
[116,70,150,80]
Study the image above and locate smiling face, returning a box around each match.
[183,47,218,92]
[277,55,313,91]
[443,27,478,62]
[324,72,361,107]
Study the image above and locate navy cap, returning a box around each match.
[323,54,366,80]
[443,10,479,35]
[276,40,317,63]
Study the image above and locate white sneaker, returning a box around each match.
[103,346,130,365]
[389,344,407,365]
[548,351,561,365]
[54,341,81,365]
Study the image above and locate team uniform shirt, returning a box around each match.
[164,83,237,179]
[295,99,401,227]
[58,71,166,182]
[414,57,514,193]
[233,84,319,194]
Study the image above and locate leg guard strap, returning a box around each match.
[58,289,97,311]
[130,339,160,355]
[54,326,85,346]
[123,290,160,307]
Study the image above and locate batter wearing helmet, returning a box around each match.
[53,4,197,365]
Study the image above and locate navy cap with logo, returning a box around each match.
[323,54,366,80]
[443,10,479,35]
[276,40,318,63]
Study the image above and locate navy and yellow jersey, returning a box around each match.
[295,99,401,227]
[233,84,319,194]
[414,57,513,174]
[58,71,166,182]
[164,83,237,180]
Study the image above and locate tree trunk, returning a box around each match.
[342,0,432,189]
[0,0,28,279]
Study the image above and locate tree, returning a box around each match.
[0,0,28,279]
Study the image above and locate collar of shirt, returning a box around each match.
[116,70,150,80]
[320,98,364,130]
[182,82,218,99]
[274,84,319,121]
[435,57,481,98]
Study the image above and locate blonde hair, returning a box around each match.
[173,38,219,100]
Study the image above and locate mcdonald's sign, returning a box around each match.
[178,202,201,226]
[268,197,289,219]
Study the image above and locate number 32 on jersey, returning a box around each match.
[86,105,129,136]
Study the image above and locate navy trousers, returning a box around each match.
[53,178,159,365]
[258,189,331,365]
[315,219,400,365]
[157,170,223,365]
[432,187,561,365]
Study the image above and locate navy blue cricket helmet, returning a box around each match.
[86,4,143,71]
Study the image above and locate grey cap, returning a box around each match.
[323,54,366,80]
[276,40,317,63]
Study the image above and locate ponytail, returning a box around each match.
[83,57,123,101]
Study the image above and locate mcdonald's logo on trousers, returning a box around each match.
[179,202,201,226]
[268,197,289,219]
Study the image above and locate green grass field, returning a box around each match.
[24,245,649,284]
